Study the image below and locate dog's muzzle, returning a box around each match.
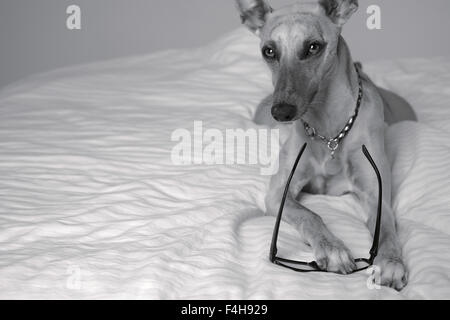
[271,103,297,122]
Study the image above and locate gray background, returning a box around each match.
[1,0,450,89]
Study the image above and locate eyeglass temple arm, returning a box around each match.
[270,143,308,262]
[362,145,382,263]
[269,144,382,264]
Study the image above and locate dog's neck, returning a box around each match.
[299,37,359,140]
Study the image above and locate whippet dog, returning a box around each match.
[235,0,417,290]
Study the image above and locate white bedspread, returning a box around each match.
[0,28,449,299]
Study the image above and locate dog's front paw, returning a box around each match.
[374,255,408,290]
[312,236,356,274]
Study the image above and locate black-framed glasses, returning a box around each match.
[269,143,382,273]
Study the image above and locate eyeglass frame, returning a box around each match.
[269,143,382,274]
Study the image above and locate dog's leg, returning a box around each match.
[352,148,408,290]
[289,200,357,274]
[368,201,408,290]
[266,158,356,274]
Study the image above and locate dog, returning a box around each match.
[235,0,417,290]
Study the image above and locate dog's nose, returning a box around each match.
[271,103,297,122]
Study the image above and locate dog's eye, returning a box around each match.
[263,47,276,60]
[307,42,323,56]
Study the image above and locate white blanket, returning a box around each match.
[0,28,449,299]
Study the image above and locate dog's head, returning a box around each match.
[235,0,358,122]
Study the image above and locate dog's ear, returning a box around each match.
[235,0,273,34]
[319,0,358,27]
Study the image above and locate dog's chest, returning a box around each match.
[304,155,353,196]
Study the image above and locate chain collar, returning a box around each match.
[301,64,363,158]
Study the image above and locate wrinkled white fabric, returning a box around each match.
[0,28,449,299]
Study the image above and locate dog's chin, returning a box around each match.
[273,111,307,124]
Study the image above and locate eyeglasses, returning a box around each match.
[269,143,382,273]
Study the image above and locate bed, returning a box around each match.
[0,28,449,299]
